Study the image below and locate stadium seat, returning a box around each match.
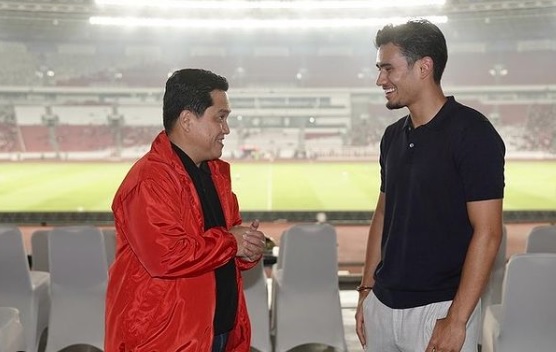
[101,227,117,267]
[480,225,507,345]
[242,260,272,352]
[30,229,50,272]
[271,223,347,352]
[525,225,556,253]
[482,253,556,352]
[0,307,25,352]
[0,225,50,352]
[45,225,108,352]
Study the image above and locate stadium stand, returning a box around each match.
[3,100,555,159]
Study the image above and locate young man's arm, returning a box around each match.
[355,191,386,349]
[426,198,503,352]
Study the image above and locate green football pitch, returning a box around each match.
[0,160,555,212]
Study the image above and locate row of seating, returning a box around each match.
[1,223,346,352]
[481,223,556,328]
[1,223,555,352]
[480,225,556,352]
[247,223,556,352]
[0,225,110,352]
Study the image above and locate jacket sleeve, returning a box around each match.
[223,191,260,271]
[210,159,260,271]
[117,177,238,279]
[235,256,261,271]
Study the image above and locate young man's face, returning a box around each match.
[375,43,422,110]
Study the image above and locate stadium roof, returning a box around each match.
[0,0,554,46]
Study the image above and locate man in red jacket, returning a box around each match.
[105,68,266,352]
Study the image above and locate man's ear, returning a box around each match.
[418,56,434,79]
[177,110,193,133]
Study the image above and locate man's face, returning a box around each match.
[375,43,422,110]
[186,90,231,165]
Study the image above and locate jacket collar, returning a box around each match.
[149,131,190,177]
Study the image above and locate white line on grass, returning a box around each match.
[266,163,273,210]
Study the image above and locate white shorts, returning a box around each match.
[363,291,480,352]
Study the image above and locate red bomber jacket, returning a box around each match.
[105,131,257,351]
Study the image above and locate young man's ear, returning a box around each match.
[418,56,434,79]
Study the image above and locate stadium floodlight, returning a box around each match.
[95,0,446,10]
[89,16,448,29]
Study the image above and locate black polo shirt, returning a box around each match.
[373,96,505,309]
[172,143,238,335]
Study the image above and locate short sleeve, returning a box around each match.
[454,118,505,202]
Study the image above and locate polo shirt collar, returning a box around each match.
[403,96,456,132]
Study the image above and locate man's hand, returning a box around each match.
[230,219,266,261]
[425,317,466,352]
[355,290,370,349]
